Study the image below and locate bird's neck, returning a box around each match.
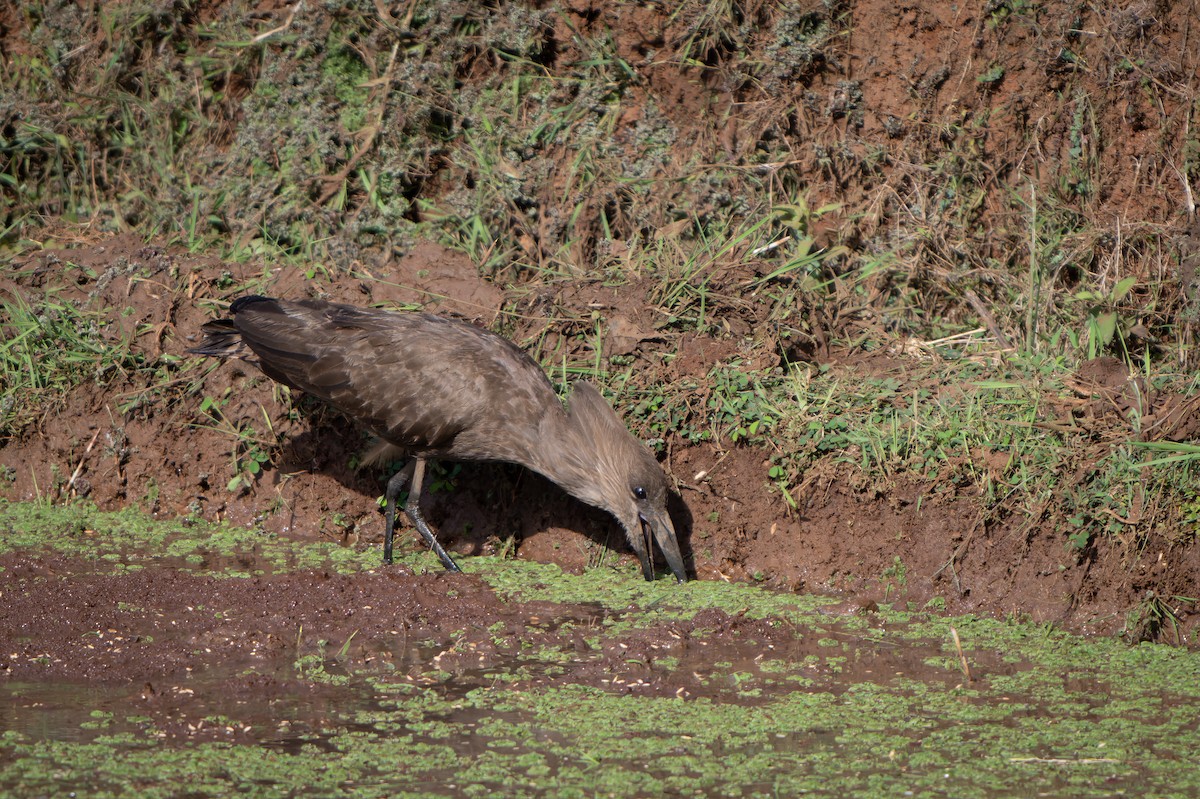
[520,406,621,518]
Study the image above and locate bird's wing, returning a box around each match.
[233,300,558,457]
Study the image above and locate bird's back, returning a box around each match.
[209,297,563,464]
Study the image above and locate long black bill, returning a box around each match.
[639,509,688,583]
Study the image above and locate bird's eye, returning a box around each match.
[633,486,647,500]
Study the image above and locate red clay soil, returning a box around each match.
[2,237,1197,648]
[2,0,1199,652]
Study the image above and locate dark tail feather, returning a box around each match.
[188,319,244,358]
[229,294,274,314]
[189,296,277,357]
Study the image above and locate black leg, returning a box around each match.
[384,458,462,572]
[383,461,416,565]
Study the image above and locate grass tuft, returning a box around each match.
[0,289,145,440]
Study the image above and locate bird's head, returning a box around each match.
[553,382,687,583]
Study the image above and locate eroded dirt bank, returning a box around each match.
[3,239,1196,640]
[3,0,1200,640]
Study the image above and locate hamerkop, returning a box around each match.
[190,295,687,582]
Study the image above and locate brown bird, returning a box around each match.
[190,295,687,582]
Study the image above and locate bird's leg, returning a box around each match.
[392,458,463,573]
[383,460,416,565]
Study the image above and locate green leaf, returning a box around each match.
[1111,276,1137,302]
[1093,311,1118,345]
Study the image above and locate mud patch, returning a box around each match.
[2,507,1200,797]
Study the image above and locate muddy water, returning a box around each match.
[2,506,1199,796]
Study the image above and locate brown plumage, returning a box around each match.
[190,295,687,582]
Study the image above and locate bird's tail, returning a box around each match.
[188,318,245,358]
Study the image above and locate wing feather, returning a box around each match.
[229,299,561,459]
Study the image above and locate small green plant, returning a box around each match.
[1074,276,1138,359]
[193,392,278,493]
[985,0,1038,29]
[426,463,462,495]
[293,648,350,686]
[882,556,907,585]
[976,63,1005,84]
[226,443,271,493]
[706,364,778,444]
[1123,591,1196,645]
[336,631,359,661]
[79,710,115,730]
[767,461,796,509]
[881,556,908,600]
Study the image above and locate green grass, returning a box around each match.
[614,343,1200,563]
[0,288,147,440]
